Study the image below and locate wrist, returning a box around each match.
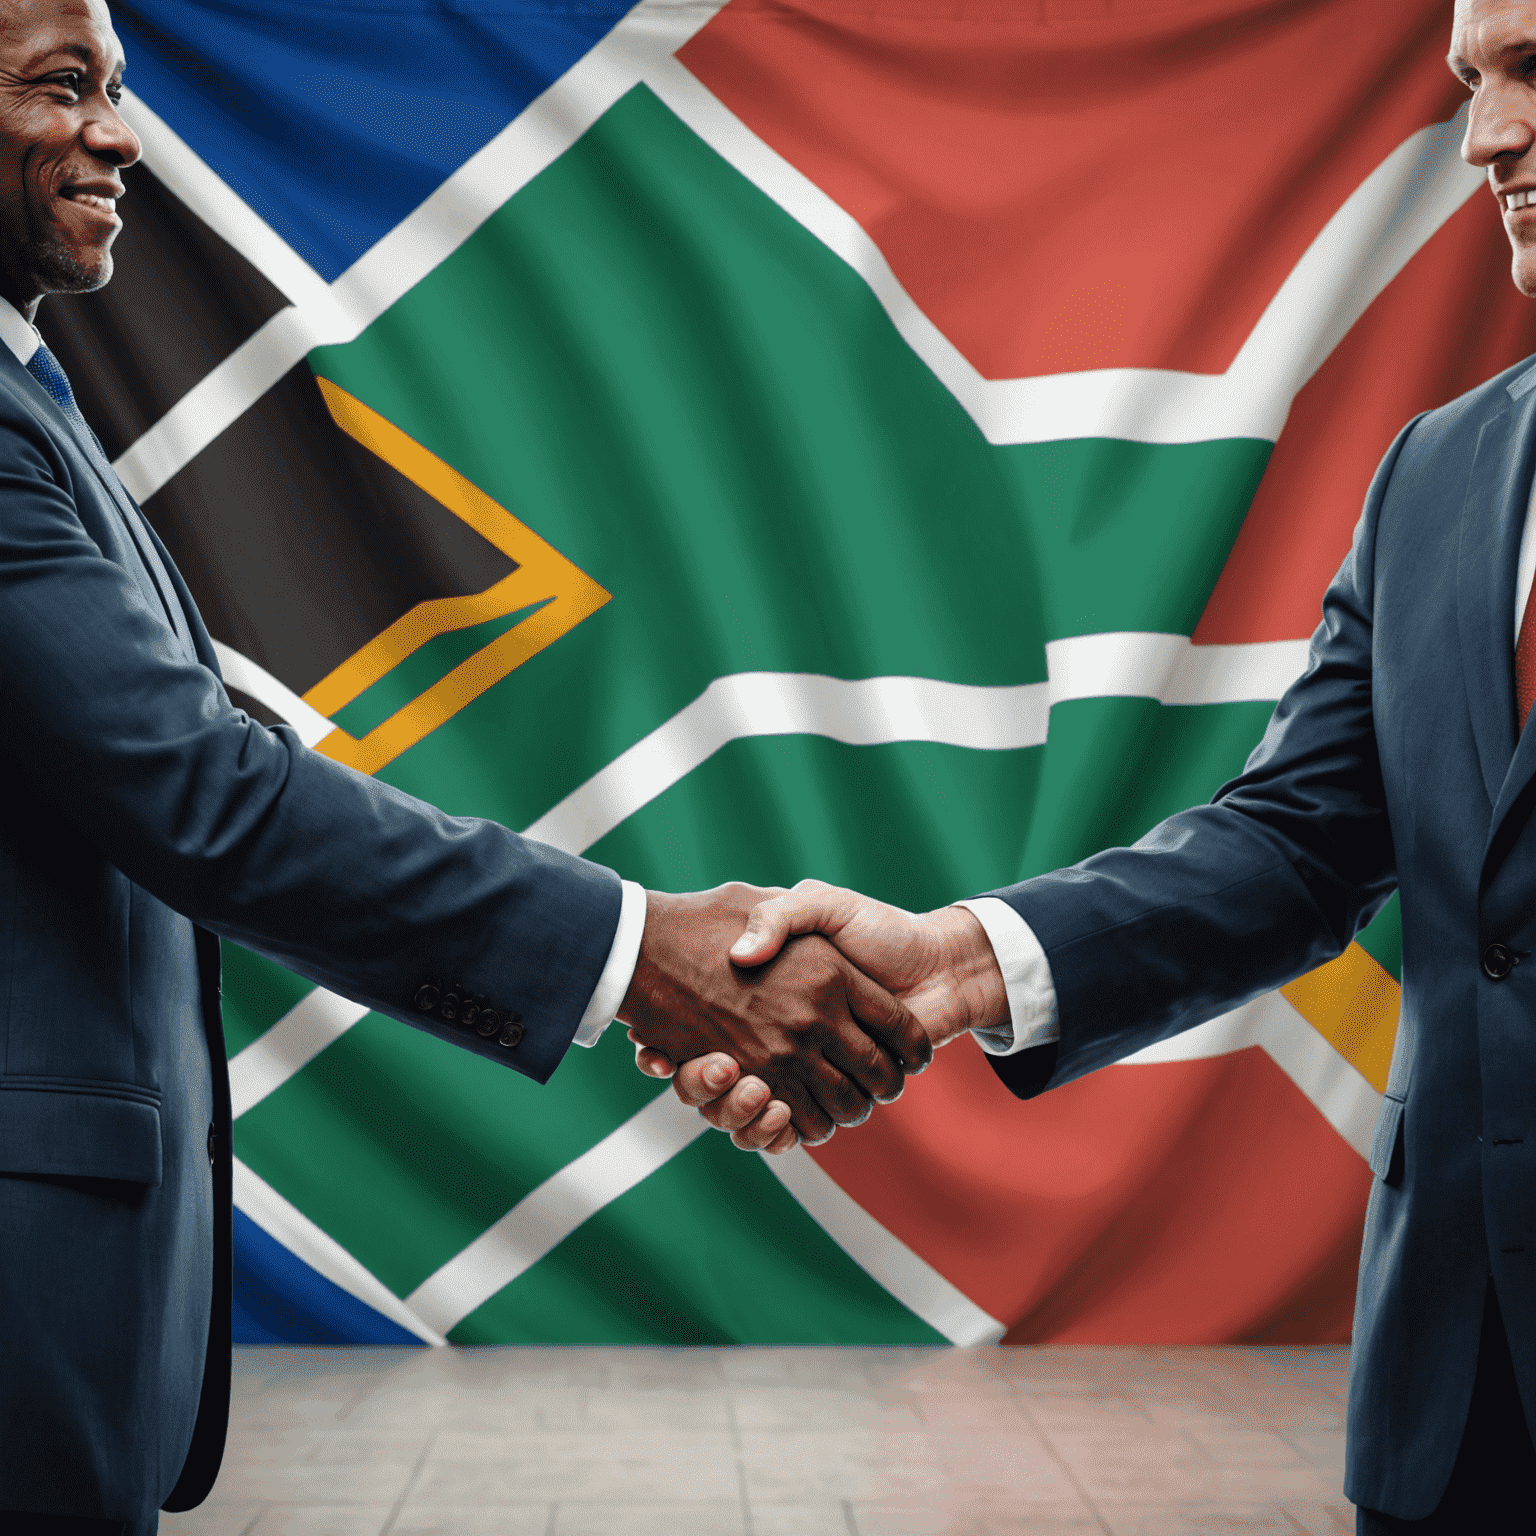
[617,889,672,1032]
[930,905,1010,1036]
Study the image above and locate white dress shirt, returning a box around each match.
[0,292,40,366]
[966,468,1536,1058]
[0,291,647,1050]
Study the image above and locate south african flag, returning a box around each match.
[69,0,1516,1346]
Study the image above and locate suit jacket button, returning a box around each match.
[476,1009,500,1038]
[1484,944,1516,981]
[460,1003,479,1029]
[498,1018,525,1049]
[414,984,441,1012]
[438,992,461,1023]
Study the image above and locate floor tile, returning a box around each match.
[552,1498,746,1534]
[160,1502,267,1536]
[1282,1430,1349,1472]
[210,1462,417,1505]
[732,1386,926,1431]
[1098,1506,1301,1535]
[747,1502,855,1535]
[386,1504,552,1535]
[221,1431,430,1469]
[850,1502,1093,1536]
[1184,1430,1309,1467]
[243,1507,395,1536]
[1282,1502,1357,1535]
[577,1386,734,1430]
[409,1442,740,1504]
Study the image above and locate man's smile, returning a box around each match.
[57,179,120,225]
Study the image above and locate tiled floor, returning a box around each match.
[161,1344,1353,1536]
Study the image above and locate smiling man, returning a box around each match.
[653,0,1536,1529]
[0,1,936,1530]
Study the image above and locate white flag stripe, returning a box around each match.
[523,673,1047,856]
[524,639,1309,857]
[120,89,337,318]
[111,0,728,504]
[1226,109,1480,417]
[1121,990,1382,1161]
[211,639,335,748]
[228,988,372,1120]
[405,1089,709,1337]
[763,1145,1006,1347]
[648,50,1479,446]
[115,306,324,505]
[232,1155,447,1346]
[1045,634,1312,708]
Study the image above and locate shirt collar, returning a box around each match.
[0,293,41,367]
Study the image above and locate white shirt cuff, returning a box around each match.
[953,897,1060,1056]
[571,880,646,1048]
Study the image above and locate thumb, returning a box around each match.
[729,880,835,967]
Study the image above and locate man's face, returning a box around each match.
[1454,0,1536,296]
[0,0,136,316]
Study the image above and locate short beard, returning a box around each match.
[26,235,112,296]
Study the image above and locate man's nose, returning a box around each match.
[80,105,141,169]
[1463,82,1536,169]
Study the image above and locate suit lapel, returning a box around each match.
[8,352,197,655]
[75,429,197,656]
[1457,382,1536,810]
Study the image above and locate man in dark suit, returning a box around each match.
[660,0,1536,1528]
[0,1,933,1530]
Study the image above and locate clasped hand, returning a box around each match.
[618,880,1008,1152]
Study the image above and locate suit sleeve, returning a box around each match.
[0,409,621,1084]
[983,417,1416,1100]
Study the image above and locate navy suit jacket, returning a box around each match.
[986,355,1536,1519]
[0,346,622,1520]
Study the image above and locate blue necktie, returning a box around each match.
[26,339,113,468]
[26,339,91,433]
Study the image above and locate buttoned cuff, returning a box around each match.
[953,897,1060,1056]
[571,880,646,1048]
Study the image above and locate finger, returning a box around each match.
[627,1028,676,1076]
[728,880,845,969]
[729,1098,793,1151]
[702,1076,772,1132]
[763,1122,799,1155]
[842,963,933,1077]
[804,1055,874,1129]
[632,1043,676,1079]
[671,1053,742,1107]
[772,1077,836,1145]
[820,1013,904,1105]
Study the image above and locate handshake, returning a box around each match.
[616,879,1011,1153]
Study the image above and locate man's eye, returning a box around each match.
[50,70,83,96]
[106,80,122,104]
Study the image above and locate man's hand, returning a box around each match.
[619,883,933,1145]
[634,881,1010,1151]
[731,881,1009,1047]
